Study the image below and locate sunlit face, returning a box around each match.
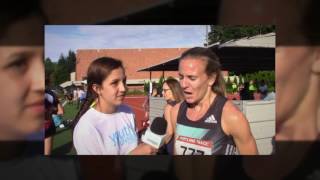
[162,83,173,101]
[0,46,44,140]
[178,58,214,104]
[276,46,316,124]
[96,67,127,109]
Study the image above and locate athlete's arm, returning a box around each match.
[221,101,258,155]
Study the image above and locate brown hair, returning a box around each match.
[164,77,184,103]
[180,47,226,97]
[72,57,124,129]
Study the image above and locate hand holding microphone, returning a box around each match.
[141,117,168,149]
[129,117,167,155]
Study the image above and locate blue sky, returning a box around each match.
[45,25,208,62]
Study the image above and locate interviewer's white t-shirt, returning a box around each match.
[73,104,138,155]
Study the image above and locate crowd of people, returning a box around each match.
[228,79,275,101]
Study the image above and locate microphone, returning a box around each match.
[141,117,167,149]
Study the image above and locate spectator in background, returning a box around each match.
[160,77,184,155]
[157,86,163,97]
[248,80,257,93]
[77,86,86,108]
[240,82,254,100]
[151,86,158,97]
[52,96,65,128]
[62,88,69,106]
[67,88,74,104]
[44,74,64,154]
[82,84,88,100]
[258,80,268,99]
[44,89,57,155]
[73,86,79,105]
[263,90,275,101]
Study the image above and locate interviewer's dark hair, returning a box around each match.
[72,57,124,129]
[180,47,226,97]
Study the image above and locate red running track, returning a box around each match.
[123,95,148,131]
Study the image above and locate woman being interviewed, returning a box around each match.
[73,57,156,155]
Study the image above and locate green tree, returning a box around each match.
[225,76,233,93]
[239,75,244,85]
[44,57,56,82]
[53,54,69,86]
[158,76,165,88]
[44,57,57,87]
[144,81,150,95]
[46,50,77,87]
[45,58,54,76]
[228,71,235,76]
[65,50,76,73]
[234,76,239,86]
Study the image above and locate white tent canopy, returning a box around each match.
[59,80,87,88]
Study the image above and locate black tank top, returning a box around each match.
[175,95,238,155]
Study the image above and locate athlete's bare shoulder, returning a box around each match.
[221,100,248,135]
[223,100,242,115]
[222,100,258,155]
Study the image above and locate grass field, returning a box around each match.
[52,103,79,155]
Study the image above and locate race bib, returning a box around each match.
[175,135,213,155]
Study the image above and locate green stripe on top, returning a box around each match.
[176,124,209,139]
